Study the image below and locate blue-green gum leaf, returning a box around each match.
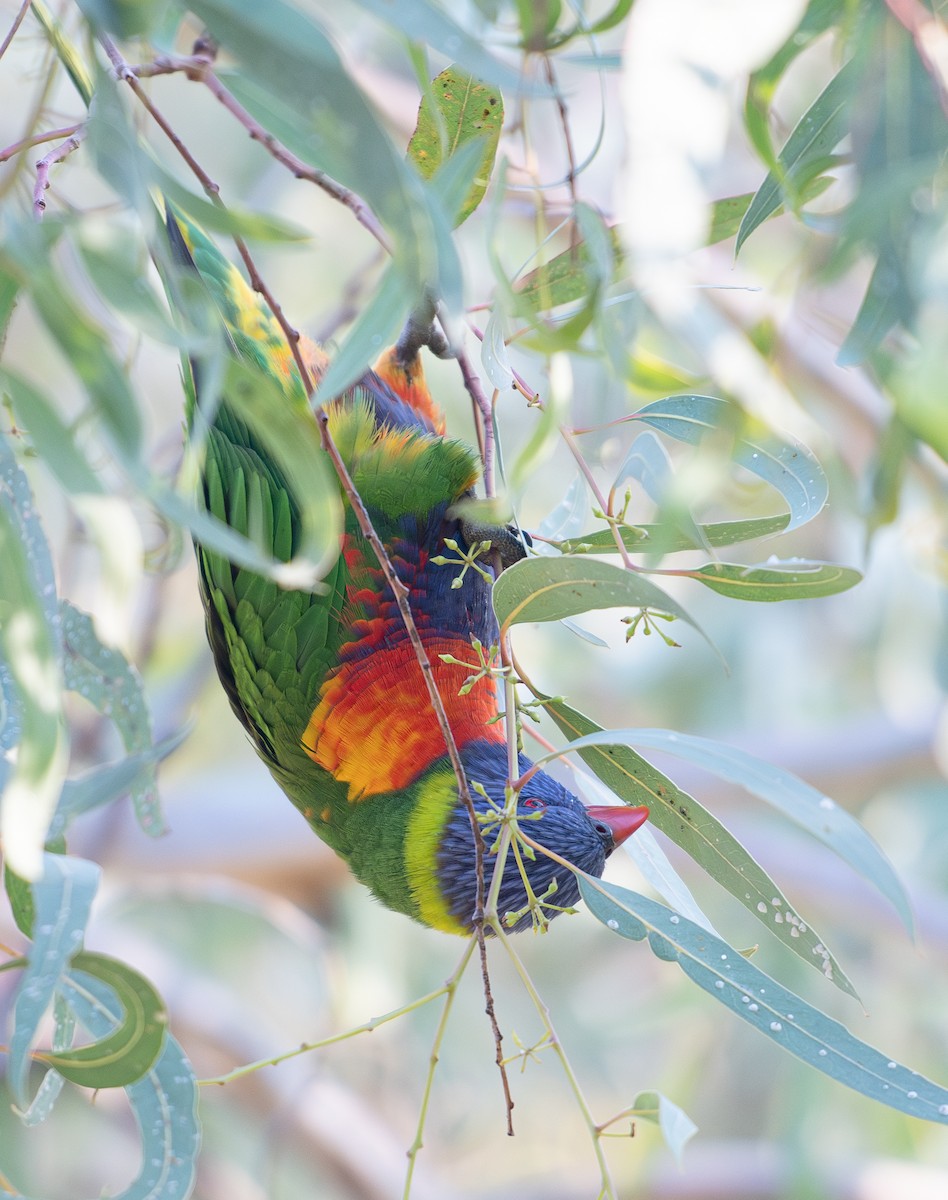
[580,877,947,1125]
[7,854,101,1109]
[61,601,166,837]
[53,972,200,1200]
[631,1090,698,1165]
[541,699,856,995]
[632,395,827,531]
[588,727,913,936]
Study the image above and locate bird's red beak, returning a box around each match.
[586,804,649,847]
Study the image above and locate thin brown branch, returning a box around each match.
[543,56,579,219]
[0,0,29,64]
[121,50,392,252]
[32,127,84,218]
[0,123,80,166]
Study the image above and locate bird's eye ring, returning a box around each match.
[522,797,545,811]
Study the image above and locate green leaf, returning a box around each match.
[608,727,914,936]
[50,953,167,1089]
[537,700,857,996]
[30,0,94,104]
[8,853,101,1108]
[630,1090,698,1165]
[684,560,862,601]
[76,0,171,39]
[408,66,504,226]
[3,863,35,939]
[736,60,857,254]
[60,602,167,836]
[707,193,755,244]
[580,878,948,1125]
[57,974,200,1199]
[492,556,714,653]
[515,227,624,312]
[556,513,791,554]
[156,168,311,243]
[632,396,827,531]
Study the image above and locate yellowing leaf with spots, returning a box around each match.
[408,66,504,226]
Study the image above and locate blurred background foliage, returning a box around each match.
[0,0,947,1197]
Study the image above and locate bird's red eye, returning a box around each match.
[522,797,545,811]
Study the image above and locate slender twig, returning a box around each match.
[0,123,80,166]
[0,0,30,65]
[200,976,460,1085]
[497,924,617,1199]
[32,127,84,218]
[542,56,579,218]
[403,939,478,1196]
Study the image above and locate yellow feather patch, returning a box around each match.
[404,768,468,934]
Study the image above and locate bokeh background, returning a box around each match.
[1,1,947,1197]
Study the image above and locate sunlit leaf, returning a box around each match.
[707,193,754,244]
[581,878,947,1123]
[50,953,167,1089]
[7,854,101,1108]
[836,247,905,366]
[632,395,827,531]
[408,66,503,226]
[684,560,862,601]
[537,700,857,995]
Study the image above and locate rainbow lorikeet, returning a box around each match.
[166,211,648,934]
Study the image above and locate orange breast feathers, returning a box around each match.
[301,635,505,800]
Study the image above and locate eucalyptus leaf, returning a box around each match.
[684,560,862,602]
[630,1090,698,1164]
[51,953,168,1089]
[557,513,791,555]
[493,556,714,654]
[541,699,856,995]
[581,878,947,1124]
[632,395,827,531]
[7,853,101,1109]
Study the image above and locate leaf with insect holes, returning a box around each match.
[581,878,945,1125]
[408,67,503,226]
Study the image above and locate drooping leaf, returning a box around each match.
[50,953,168,1089]
[594,727,913,936]
[407,66,504,226]
[580,878,947,1124]
[632,395,827,531]
[836,246,905,366]
[7,853,101,1108]
[683,560,862,601]
[538,700,857,995]
[736,60,857,254]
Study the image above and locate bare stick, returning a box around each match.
[0,0,30,65]
[33,127,84,219]
[0,124,80,166]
